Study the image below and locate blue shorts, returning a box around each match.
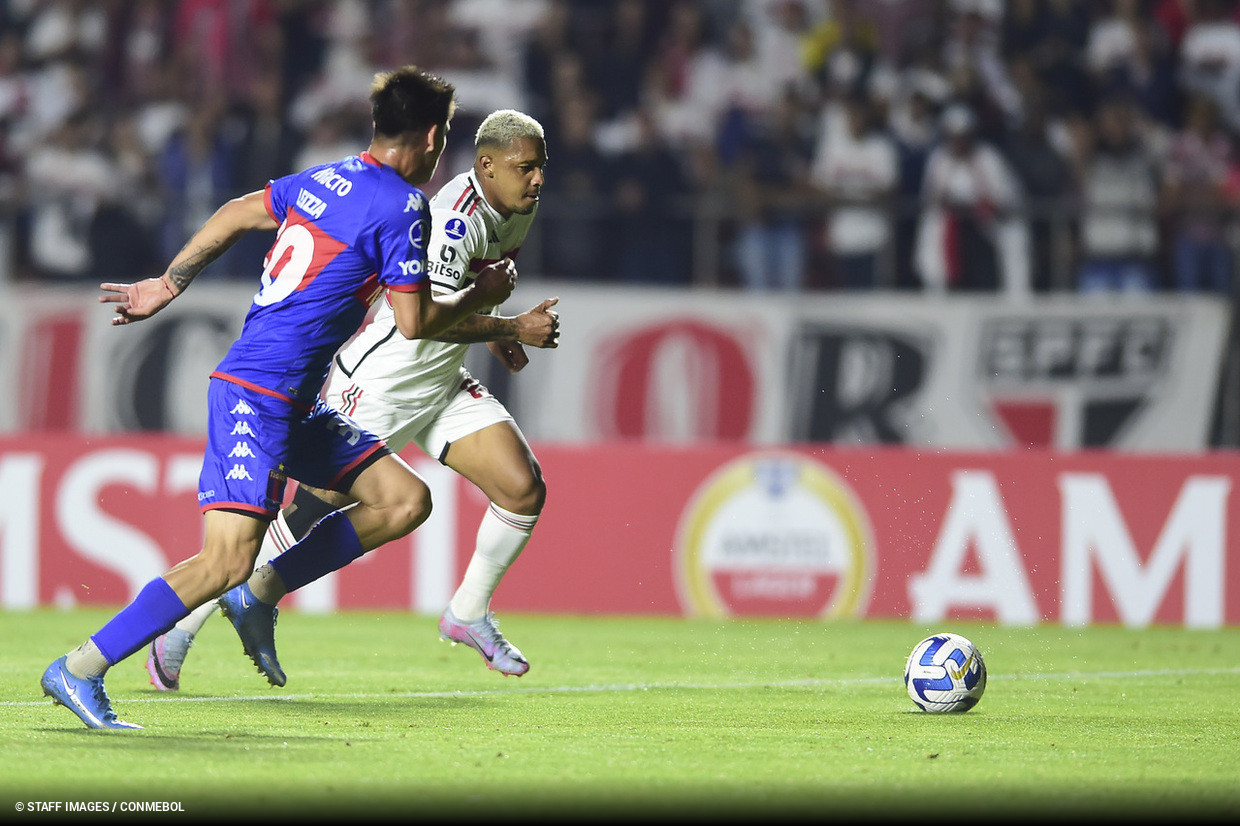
[197,377,389,518]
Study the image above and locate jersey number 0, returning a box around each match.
[255,221,321,307]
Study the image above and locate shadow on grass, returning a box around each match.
[32,692,495,737]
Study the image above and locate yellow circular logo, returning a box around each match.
[674,453,873,618]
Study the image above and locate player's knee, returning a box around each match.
[197,541,260,596]
[196,555,251,598]
[497,467,546,516]
[521,472,547,514]
[389,484,433,533]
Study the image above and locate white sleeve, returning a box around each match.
[424,207,486,293]
[873,138,898,191]
[980,146,1022,209]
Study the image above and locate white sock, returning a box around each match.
[174,599,219,637]
[247,562,287,605]
[448,503,538,621]
[263,508,299,557]
[172,514,290,638]
[65,640,109,679]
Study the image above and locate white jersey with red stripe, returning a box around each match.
[329,169,536,410]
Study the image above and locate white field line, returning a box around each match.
[6,666,1239,709]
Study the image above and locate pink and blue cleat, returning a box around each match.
[146,628,194,691]
[438,608,530,676]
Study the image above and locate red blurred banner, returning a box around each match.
[1,436,1237,626]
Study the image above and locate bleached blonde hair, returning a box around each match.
[475,109,545,150]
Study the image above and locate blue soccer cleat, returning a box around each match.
[218,583,286,687]
[439,608,530,677]
[41,656,142,730]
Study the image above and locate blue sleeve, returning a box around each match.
[364,185,431,292]
[264,174,297,224]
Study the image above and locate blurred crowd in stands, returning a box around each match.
[1,0,1239,295]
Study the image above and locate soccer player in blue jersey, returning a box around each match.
[39,66,517,730]
[148,110,554,689]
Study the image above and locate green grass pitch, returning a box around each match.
[2,609,1237,821]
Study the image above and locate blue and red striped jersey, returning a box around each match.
[213,151,431,406]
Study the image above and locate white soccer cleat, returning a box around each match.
[438,608,530,677]
[146,628,195,691]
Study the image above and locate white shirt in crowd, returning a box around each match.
[810,107,898,255]
[915,140,1030,294]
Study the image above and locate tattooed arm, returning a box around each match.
[99,191,277,326]
[429,297,560,375]
[429,314,522,343]
[430,297,560,346]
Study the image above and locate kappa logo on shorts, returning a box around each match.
[231,421,256,436]
[225,464,254,481]
[230,400,255,415]
[228,441,256,458]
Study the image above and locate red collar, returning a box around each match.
[359,150,382,167]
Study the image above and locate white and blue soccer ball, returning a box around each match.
[904,632,987,713]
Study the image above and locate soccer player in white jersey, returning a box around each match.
[147,109,555,688]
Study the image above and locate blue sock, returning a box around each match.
[268,510,365,594]
[91,577,189,665]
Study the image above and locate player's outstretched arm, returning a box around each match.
[100,190,277,326]
[98,276,179,326]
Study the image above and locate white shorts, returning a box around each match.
[323,368,514,463]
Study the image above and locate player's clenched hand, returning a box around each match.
[515,297,560,349]
[489,340,529,374]
[99,276,178,325]
[471,258,517,306]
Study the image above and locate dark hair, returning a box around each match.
[369,66,456,138]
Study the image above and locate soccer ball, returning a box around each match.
[904,632,986,713]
